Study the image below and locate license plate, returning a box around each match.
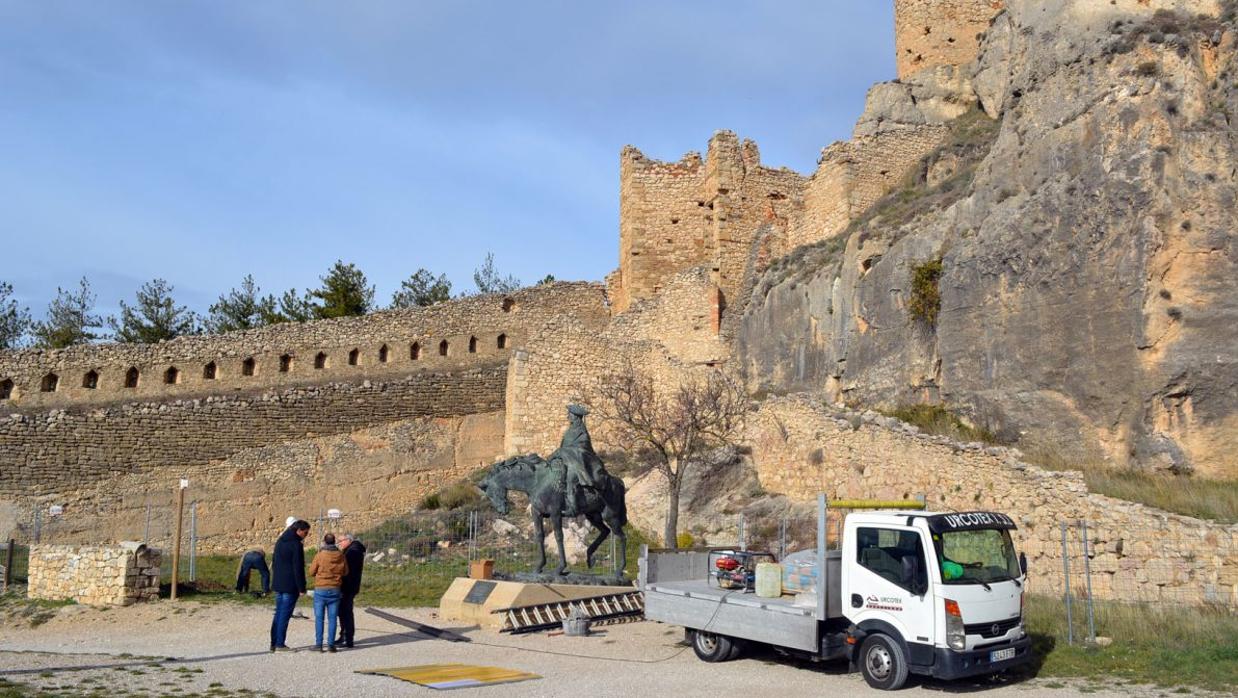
[990,647,1016,662]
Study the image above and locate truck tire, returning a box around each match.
[726,637,748,661]
[691,630,735,662]
[859,633,910,690]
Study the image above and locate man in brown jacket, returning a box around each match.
[308,533,349,652]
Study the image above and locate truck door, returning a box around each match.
[844,526,935,653]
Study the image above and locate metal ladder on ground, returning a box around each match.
[493,590,645,634]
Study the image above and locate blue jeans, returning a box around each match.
[269,592,298,648]
[313,588,342,648]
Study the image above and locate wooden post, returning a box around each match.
[4,539,13,593]
[171,486,186,601]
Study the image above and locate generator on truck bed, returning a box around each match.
[639,496,1032,690]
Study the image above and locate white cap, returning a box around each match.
[285,516,297,528]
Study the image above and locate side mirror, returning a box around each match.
[1019,552,1028,576]
[901,556,927,596]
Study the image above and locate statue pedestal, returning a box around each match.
[438,577,635,629]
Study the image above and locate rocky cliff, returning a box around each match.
[740,0,1237,478]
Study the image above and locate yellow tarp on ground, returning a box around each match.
[359,663,541,690]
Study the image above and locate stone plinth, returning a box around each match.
[439,577,635,628]
[27,542,161,606]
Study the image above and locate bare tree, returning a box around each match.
[592,361,747,548]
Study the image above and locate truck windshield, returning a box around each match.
[932,528,1020,585]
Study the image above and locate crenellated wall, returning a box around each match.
[610,133,806,314]
[0,282,608,411]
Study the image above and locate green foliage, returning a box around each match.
[31,277,104,348]
[1022,595,1238,690]
[537,274,556,285]
[271,288,317,323]
[109,279,198,344]
[308,260,375,319]
[675,532,696,549]
[907,257,943,327]
[472,252,521,295]
[203,275,279,334]
[1027,450,1238,524]
[879,404,1000,445]
[391,268,452,308]
[0,281,31,350]
[419,480,484,511]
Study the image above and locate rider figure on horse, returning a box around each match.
[552,404,606,517]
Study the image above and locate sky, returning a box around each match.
[0,1,895,322]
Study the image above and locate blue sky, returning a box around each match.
[0,1,894,321]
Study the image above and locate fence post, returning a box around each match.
[738,514,746,551]
[779,517,787,559]
[144,503,151,543]
[189,502,197,583]
[171,485,186,601]
[1060,521,1073,645]
[1080,520,1096,644]
[4,539,13,593]
[610,534,618,576]
[33,509,42,544]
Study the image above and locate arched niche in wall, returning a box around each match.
[315,352,328,369]
[348,348,361,366]
[164,366,180,385]
[279,354,293,373]
[0,378,13,400]
[468,336,478,353]
[497,334,507,350]
[439,340,449,357]
[125,367,140,388]
[41,373,59,393]
[203,362,217,380]
[378,344,389,363]
[82,370,99,390]
[242,357,256,377]
[410,342,421,361]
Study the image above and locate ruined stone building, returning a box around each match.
[1,0,1234,604]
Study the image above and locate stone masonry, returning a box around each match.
[28,543,161,606]
[747,396,1237,607]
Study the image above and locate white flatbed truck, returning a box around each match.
[639,496,1032,690]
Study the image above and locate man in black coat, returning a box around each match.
[336,533,366,648]
[269,520,310,652]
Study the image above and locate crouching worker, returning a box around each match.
[235,548,270,596]
[308,533,349,653]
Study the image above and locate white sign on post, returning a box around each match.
[179,479,190,489]
[48,505,64,517]
[327,509,342,520]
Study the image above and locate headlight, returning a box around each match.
[944,598,965,651]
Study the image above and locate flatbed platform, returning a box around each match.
[644,580,815,617]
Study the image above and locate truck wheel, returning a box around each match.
[859,634,909,690]
[691,630,735,662]
[726,637,749,661]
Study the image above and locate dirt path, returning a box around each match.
[0,600,1212,697]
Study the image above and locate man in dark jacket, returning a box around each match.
[336,533,366,648]
[269,520,310,652]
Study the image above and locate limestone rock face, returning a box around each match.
[740,0,1238,477]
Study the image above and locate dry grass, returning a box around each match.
[1023,594,1238,690]
[1027,450,1238,524]
[878,404,1001,445]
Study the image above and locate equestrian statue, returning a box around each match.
[478,405,628,576]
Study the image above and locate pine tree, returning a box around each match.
[0,281,31,350]
[308,260,375,319]
[270,289,316,323]
[31,277,103,349]
[109,279,198,344]
[472,252,521,295]
[391,269,452,308]
[204,275,278,334]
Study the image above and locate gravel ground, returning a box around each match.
[0,600,1214,697]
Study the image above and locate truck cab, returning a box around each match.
[841,511,1031,688]
[640,498,1033,690]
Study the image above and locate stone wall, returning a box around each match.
[611,133,806,314]
[5,413,504,553]
[0,366,507,499]
[507,268,729,456]
[747,396,1237,606]
[28,543,161,606]
[894,0,1004,78]
[786,125,949,249]
[0,282,608,411]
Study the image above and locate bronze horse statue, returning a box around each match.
[479,454,628,576]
